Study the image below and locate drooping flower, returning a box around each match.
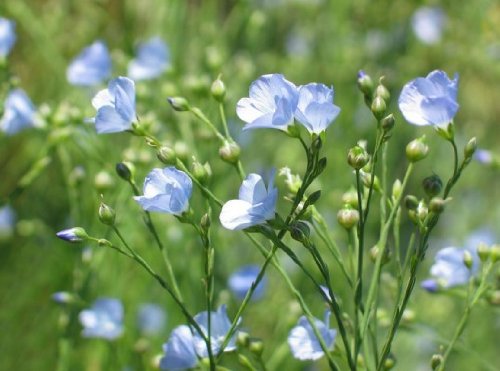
[91,76,136,133]
[219,171,277,230]
[137,303,167,336]
[294,83,340,134]
[128,36,170,81]
[67,40,111,86]
[0,17,16,58]
[0,89,36,135]
[228,265,267,300]
[192,305,238,357]
[411,6,446,45]
[160,325,198,370]
[398,70,459,129]
[421,246,478,291]
[236,74,299,131]
[134,167,192,215]
[288,311,337,361]
[79,298,124,340]
[56,227,88,242]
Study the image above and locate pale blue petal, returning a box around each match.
[128,37,170,81]
[137,303,167,335]
[95,106,131,134]
[79,298,124,340]
[228,265,266,300]
[160,325,198,370]
[0,89,36,135]
[67,41,111,86]
[219,200,256,230]
[109,77,136,121]
[239,174,268,204]
[0,18,16,58]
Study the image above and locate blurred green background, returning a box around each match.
[1,0,500,370]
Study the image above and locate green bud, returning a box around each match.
[286,123,301,138]
[342,188,359,209]
[348,145,369,170]
[464,137,477,159]
[98,203,116,226]
[219,141,241,164]
[290,221,310,242]
[69,166,86,187]
[429,197,450,214]
[486,290,500,306]
[416,201,428,221]
[381,114,395,132]
[237,331,250,348]
[337,207,360,229]
[404,195,419,210]
[463,250,473,269]
[200,213,211,231]
[360,171,381,192]
[312,136,323,151]
[210,78,226,102]
[431,354,443,370]
[115,162,134,181]
[376,85,390,103]
[174,141,189,162]
[435,122,455,141]
[422,174,443,197]
[279,167,302,194]
[248,339,264,356]
[371,96,386,120]
[477,243,490,262]
[97,239,113,248]
[94,171,115,192]
[401,309,416,324]
[491,244,500,263]
[157,146,177,165]
[357,71,374,97]
[383,354,396,370]
[392,179,402,200]
[406,136,429,162]
[191,159,211,184]
[370,245,391,265]
[167,97,190,111]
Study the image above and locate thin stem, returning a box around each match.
[190,107,226,143]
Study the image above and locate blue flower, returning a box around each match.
[228,265,266,300]
[411,7,446,45]
[134,167,192,215]
[294,83,340,134]
[219,171,277,230]
[192,305,238,357]
[288,311,337,361]
[0,89,36,135]
[423,246,478,290]
[52,291,74,304]
[398,70,459,129]
[79,298,124,340]
[474,149,493,165]
[160,325,198,370]
[128,36,170,81]
[56,227,88,242]
[237,74,299,131]
[67,41,111,86]
[0,205,15,238]
[91,77,136,133]
[137,303,167,336]
[0,17,16,58]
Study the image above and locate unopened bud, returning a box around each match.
[404,195,419,210]
[422,174,442,197]
[115,162,134,181]
[429,197,449,213]
[69,166,86,187]
[94,171,115,192]
[375,81,390,102]
[464,137,477,159]
[173,141,189,162]
[371,96,386,120]
[486,290,500,306]
[381,114,395,132]
[392,179,402,200]
[167,97,190,111]
[490,244,500,263]
[360,171,381,192]
[342,188,359,209]
[290,221,311,242]
[416,201,428,221]
[337,207,359,229]
[237,331,250,348]
[200,213,211,231]
[157,146,176,165]
[383,354,396,370]
[348,145,369,170]
[191,159,211,184]
[97,239,112,248]
[357,70,374,97]
[431,354,443,370]
[477,243,490,262]
[219,141,241,164]
[463,250,473,269]
[210,78,226,102]
[406,136,429,162]
[98,202,116,226]
[370,245,391,265]
[56,227,88,243]
[249,339,264,356]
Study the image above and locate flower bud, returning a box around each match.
[406,136,429,162]
[463,250,473,269]
[98,202,116,226]
[157,146,176,165]
[375,81,390,102]
[381,114,395,132]
[392,179,402,200]
[404,195,419,210]
[219,141,241,164]
[342,188,359,209]
[200,213,211,231]
[191,159,211,184]
[249,339,264,356]
[370,245,391,265]
[357,70,374,97]
[348,145,369,170]
[431,354,443,370]
[237,331,250,348]
[286,123,301,138]
[486,290,500,306]
[97,239,113,248]
[69,166,86,187]
[360,171,381,192]
[52,291,75,305]
[383,354,396,370]
[416,201,428,221]
[422,174,442,197]
[174,141,189,162]
[210,78,226,102]
[56,227,88,243]
[337,207,359,229]
[428,197,449,214]
[167,97,190,111]
[371,96,386,120]
[290,221,311,242]
[477,243,490,262]
[490,244,500,263]
[115,162,134,181]
[464,137,477,159]
[279,167,302,195]
[94,171,115,192]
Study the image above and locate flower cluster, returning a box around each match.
[236,73,340,135]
